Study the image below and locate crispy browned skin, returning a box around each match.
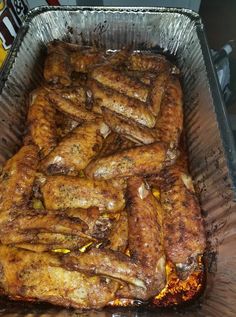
[91,65,149,102]
[62,177,165,300]
[27,89,57,158]
[55,110,79,138]
[66,207,115,241]
[117,177,165,300]
[41,176,125,212]
[102,108,156,145]
[90,79,156,128]
[85,142,169,180]
[51,86,86,104]
[62,248,145,289]
[40,120,105,175]
[98,132,135,158]
[155,76,183,146]
[0,245,117,308]
[70,50,104,73]
[48,91,98,122]
[126,70,156,85]
[0,209,87,236]
[0,145,38,211]
[107,210,128,252]
[128,53,172,73]
[150,73,170,116]
[12,232,91,252]
[44,41,72,86]
[107,49,130,66]
[160,163,206,279]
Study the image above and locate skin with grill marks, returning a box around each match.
[85,142,168,180]
[40,120,104,175]
[27,89,57,158]
[89,79,156,128]
[41,176,125,212]
[0,245,118,309]
[91,64,149,102]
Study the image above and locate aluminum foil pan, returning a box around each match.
[0,6,236,317]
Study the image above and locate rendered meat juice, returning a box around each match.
[0,0,28,66]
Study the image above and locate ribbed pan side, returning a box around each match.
[0,7,235,317]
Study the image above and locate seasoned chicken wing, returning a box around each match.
[128,53,173,73]
[40,120,105,175]
[49,85,87,105]
[102,108,156,145]
[62,248,145,289]
[0,209,87,236]
[117,177,166,300]
[155,76,183,146]
[41,176,125,212]
[66,207,115,241]
[0,145,38,211]
[44,40,72,86]
[55,110,79,138]
[27,89,57,158]
[160,162,206,280]
[108,49,130,66]
[90,79,156,128]
[91,65,149,102]
[70,50,104,73]
[107,210,128,252]
[12,233,92,252]
[85,142,174,180]
[0,245,118,308]
[150,73,170,116]
[126,70,156,85]
[48,91,98,122]
[98,132,135,158]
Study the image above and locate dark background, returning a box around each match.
[200,0,236,115]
